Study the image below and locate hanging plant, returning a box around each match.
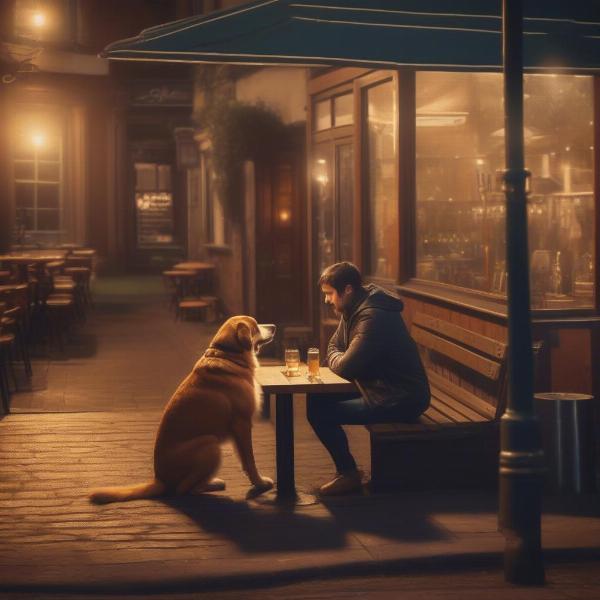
[198,99,286,221]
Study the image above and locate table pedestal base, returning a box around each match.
[249,489,319,507]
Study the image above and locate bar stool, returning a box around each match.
[177,298,209,321]
[163,270,198,313]
[0,303,16,413]
[0,288,32,379]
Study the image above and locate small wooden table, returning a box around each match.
[0,252,67,282]
[172,262,216,296]
[255,365,357,503]
[172,262,215,272]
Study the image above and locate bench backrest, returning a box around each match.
[411,312,508,420]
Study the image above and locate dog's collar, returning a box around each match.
[204,346,251,369]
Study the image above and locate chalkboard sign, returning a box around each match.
[136,192,174,246]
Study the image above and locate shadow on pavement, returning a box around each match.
[320,493,453,543]
[162,494,348,553]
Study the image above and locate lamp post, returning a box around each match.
[499,0,545,584]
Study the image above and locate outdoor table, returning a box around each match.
[0,252,67,283]
[255,364,357,503]
[172,262,216,295]
[172,261,215,272]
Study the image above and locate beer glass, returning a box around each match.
[284,348,300,376]
[307,347,320,378]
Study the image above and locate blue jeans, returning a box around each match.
[306,393,422,474]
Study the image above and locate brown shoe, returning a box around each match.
[318,471,363,496]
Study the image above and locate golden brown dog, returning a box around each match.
[89,316,275,504]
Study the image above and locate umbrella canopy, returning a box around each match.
[103,0,600,72]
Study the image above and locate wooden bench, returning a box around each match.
[367,312,512,491]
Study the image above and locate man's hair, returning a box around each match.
[318,262,363,294]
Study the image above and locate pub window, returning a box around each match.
[415,72,594,309]
[364,79,398,280]
[313,142,354,275]
[524,75,594,309]
[13,114,63,234]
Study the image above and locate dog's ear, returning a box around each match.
[236,322,253,351]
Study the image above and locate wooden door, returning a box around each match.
[255,151,306,326]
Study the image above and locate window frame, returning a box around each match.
[13,120,64,235]
[355,70,401,285]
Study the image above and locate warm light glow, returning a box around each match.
[31,11,46,28]
[31,133,45,148]
[475,159,485,166]
[278,209,291,223]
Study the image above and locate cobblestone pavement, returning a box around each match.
[0,276,599,596]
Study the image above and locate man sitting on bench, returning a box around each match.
[308,262,430,496]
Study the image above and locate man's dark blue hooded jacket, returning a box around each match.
[327,284,430,413]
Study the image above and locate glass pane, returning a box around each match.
[16,208,34,230]
[36,135,60,161]
[37,209,60,231]
[334,94,353,127]
[38,183,60,208]
[14,161,35,180]
[315,99,332,131]
[313,147,334,274]
[15,182,34,207]
[525,75,594,309]
[336,143,354,262]
[38,161,60,182]
[366,80,397,279]
[13,135,34,160]
[416,72,505,291]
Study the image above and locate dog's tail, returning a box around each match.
[89,479,165,504]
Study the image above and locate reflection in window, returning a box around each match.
[13,113,63,233]
[313,151,334,274]
[525,75,594,309]
[366,80,397,279]
[415,72,594,309]
[337,144,354,261]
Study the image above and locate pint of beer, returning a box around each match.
[307,347,320,378]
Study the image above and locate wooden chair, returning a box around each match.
[0,287,32,380]
[0,303,17,414]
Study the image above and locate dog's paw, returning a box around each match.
[190,478,226,495]
[246,476,274,499]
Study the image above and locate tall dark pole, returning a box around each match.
[499,0,545,584]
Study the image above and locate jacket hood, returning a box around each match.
[356,284,404,314]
